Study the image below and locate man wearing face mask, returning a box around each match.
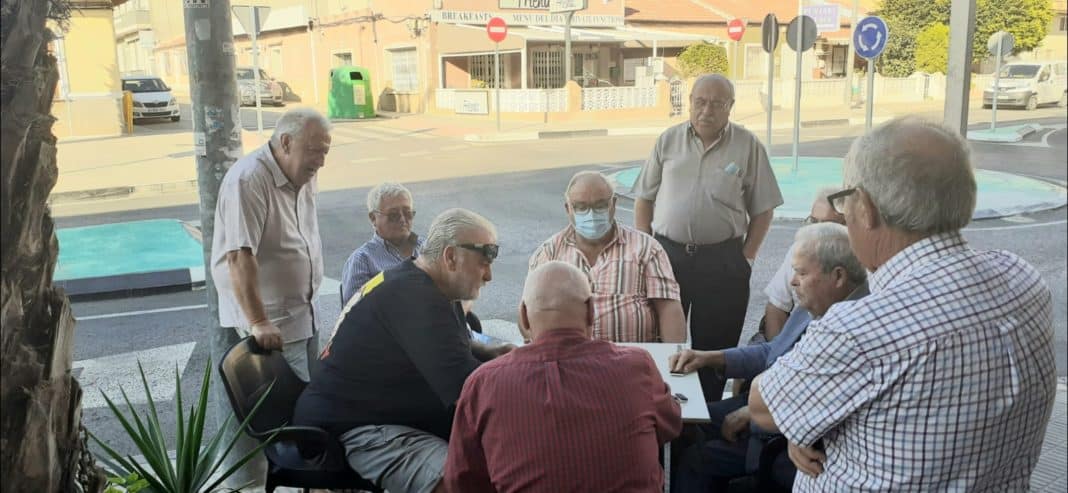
[529,171,686,343]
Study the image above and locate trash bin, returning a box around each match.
[328,66,375,119]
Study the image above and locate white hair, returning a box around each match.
[843,117,976,234]
[270,107,331,144]
[794,223,867,286]
[563,170,613,198]
[420,208,497,263]
[366,182,413,212]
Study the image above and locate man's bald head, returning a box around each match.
[520,261,593,339]
[692,74,735,100]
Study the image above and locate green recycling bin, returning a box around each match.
[328,66,375,119]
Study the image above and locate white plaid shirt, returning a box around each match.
[760,232,1057,491]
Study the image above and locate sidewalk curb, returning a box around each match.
[58,266,205,298]
[49,179,199,205]
[463,116,898,143]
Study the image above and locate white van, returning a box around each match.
[983,60,1068,110]
[121,76,180,122]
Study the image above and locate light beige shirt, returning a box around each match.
[211,143,323,343]
[633,122,783,244]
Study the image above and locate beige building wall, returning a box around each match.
[52,6,124,140]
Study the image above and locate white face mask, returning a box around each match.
[573,209,612,240]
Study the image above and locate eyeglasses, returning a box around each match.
[456,243,499,263]
[569,200,613,214]
[827,188,858,215]
[374,209,415,223]
[692,99,734,111]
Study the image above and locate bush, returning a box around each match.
[915,23,950,74]
[677,43,729,77]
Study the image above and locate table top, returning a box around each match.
[618,343,711,423]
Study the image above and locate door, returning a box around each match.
[1037,65,1055,103]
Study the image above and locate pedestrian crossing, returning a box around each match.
[331,123,439,143]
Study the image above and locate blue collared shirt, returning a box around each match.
[340,232,422,303]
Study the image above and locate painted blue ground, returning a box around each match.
[55,219,203,281]
[611,157,1067,220]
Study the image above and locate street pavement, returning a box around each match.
[53,106,1067,489]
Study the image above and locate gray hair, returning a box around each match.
[843,117,976,234]
[270,107,331,144]
[691,73,736,100]
[564,170,613,198]
[420,208,497,262]
[366,182,413,212]
[793,223,867,286]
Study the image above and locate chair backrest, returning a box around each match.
[218,337,308,437]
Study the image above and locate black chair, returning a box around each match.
[218,337,382,493]
[755,435,792,492]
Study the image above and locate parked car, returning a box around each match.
[121,76,180,122]
[983,60,1068,110]
[236,67,284,107]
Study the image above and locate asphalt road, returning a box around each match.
[63,116,1067,458]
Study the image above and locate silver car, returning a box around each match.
[236,67,284,107]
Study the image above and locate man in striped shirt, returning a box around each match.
[749,117,1057,491]
[340,182,423,303]
[529,171,686,343]
[444,261,682,492]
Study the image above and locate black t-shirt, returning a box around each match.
[293,260,480,439]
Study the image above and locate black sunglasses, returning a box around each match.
[374,209,416,223]
[457,243,499,262]
[827,187,858,215]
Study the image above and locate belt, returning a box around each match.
[654,234,741,256]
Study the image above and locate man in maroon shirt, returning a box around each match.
[444,261,682,493]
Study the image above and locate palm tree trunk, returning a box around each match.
[1,0,105,491]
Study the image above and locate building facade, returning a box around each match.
[52,1,125,140]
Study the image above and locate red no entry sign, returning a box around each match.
[728,18,746,41]
[487,17,508,43]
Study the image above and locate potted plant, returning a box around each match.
[89,359,275,492]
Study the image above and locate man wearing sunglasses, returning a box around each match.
[341,182,422,303]
[749,117,1056,491]
[295,208,513,493]
[633,74,784,401]
[530,171,686,343]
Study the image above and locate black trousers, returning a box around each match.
[657,235,751,402]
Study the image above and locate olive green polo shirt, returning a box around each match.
[633,122,783,245]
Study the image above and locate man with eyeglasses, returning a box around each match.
[341,182,423,303]
[749,117,1056,491]
[295,208,514,493]
[529,171,686,343]
[633,74,783,401]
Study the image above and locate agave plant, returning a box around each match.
[89,358,276,493]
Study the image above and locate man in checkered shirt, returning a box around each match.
[748,117,1057,491]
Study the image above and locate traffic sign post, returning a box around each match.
[486,17,508,131]
[728,19,745,80]
[787,15,816,173]
[761,14,779,149]
[987,31,1014,131]
[233,5,270,136]
[854,16,888,130]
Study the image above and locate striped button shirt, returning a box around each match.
[760,232,1057,491]
[528,223,681,343]
[340,232,422,303]
[444,328,682,493]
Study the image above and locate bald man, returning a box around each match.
[444,261,682,493]
[633,73,784,401]
[530,170,686,343]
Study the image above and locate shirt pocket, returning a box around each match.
[594,259,644,296]
[704,165,746,213]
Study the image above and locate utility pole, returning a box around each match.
[845,0,859,105]
[943,0,977,135]
[182,0,264,487]
[564,11,575,87]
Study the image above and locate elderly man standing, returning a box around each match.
[295,208,512,493]
[669,223,867,492]
[750,117,1057,491]
[444,261,682,493]
[634,74,783,400]
[529,171,686,343]
[341,181,422,303]
[211,107,330,382]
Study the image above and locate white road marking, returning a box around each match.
[74,342,196,408]
[398,150,432,157]
[78,278,342,320]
